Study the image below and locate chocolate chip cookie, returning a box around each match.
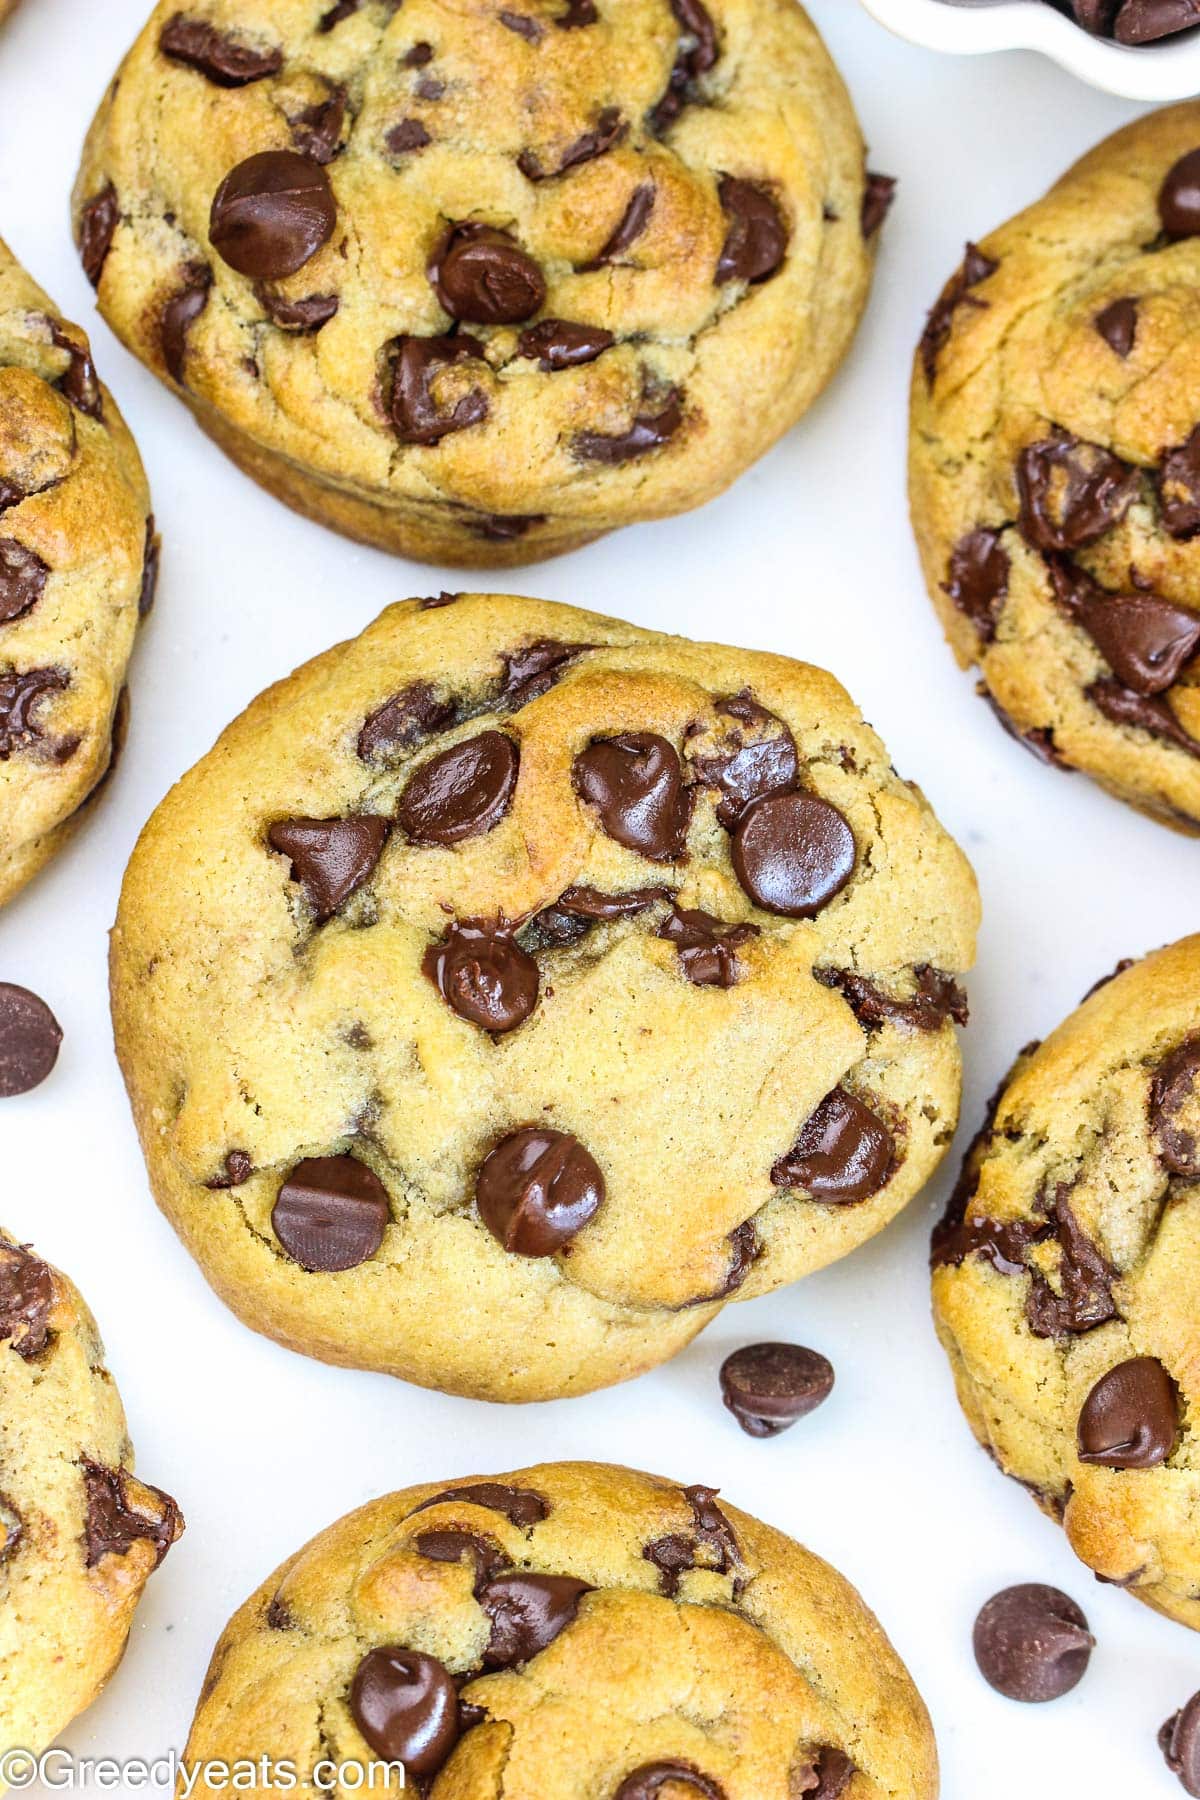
[73,0,886,568]
[0,1230,182,1768]
[184,1460,937,1796]
[0,238,157,909]
[909,104,1200,834]
[933,936,1200,1630]
[111,593,977,1402]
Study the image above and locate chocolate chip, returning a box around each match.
[1048,558,1200,695]
[210,152,336,279]
[1024,1184,1117,1340]
[472,512,546,542]
[500,9,544,37]
[719,1342,834,1438]
[414,1528,510,1591]
[319,0,362,26]
[385,118,431,155]
[919,243,998,385]
[423,921,539,1032]
[1077,1355,1179,1468]
[731,790,855,917]
[817,965,969,1032]
[0,1240,54,1357]
[206,1150,252,1190]
[257,286,339,331]
[350,1648,460,1777]
[573,389,682,462]
[79,184,119,288]
[0,1494,23,1563]
[1016,434,1139,553]
[519,107,627,181]
[861,172,896,238]
[1070,0,1120,26]
[358,682,456,764]
[139,520,160,617]
[582,183,655,268]
[429,225,546,324]
[500,638,592,706]
[160,263,212,384]
[1095,296,1138,357]
[479,1571,591,1666]
[159,15,283,84]
[771,1087,894,1204]
[573,732,690,861]
[1160,148,1200,237]
[973,1585,1093,1702]
[689,690,799,826]
[715,178,787,284]
[643,1486,745,1597]
[658,906,758,987]
[978,686,1067,768]
[272,1155,389,1271]
[389,333,489,444]
[1087,677,1200,759]
[1116,0,1200,38]
[268,815,389,921]
[810,1750,855,1799]
[0,540,49,625]
[47,320,102,419]
[82,1461,182,1569]
[651,0,718,131]
[1152,1036,1200,1176]
[289,88,348,164]
[265,1595,293,1629]
[0,984,62,1100]
[403,41,434,64]
[557,0,597,22]
[614,1765,724,1800]
[528,883,669,945]
[1158,425,1200,539]
[476,1127,604,1255]
[411,1482,549,1527]
[1161,1692,1200,1796]
[944,528,1010,643]
[517,318,614,371]
[397,732,518,844]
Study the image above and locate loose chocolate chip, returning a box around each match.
[690,690,799,826]
[818,964,969,1033]
[0,540,49,625]
[771,1087,894,1204]
[1161,1692,1200,1796]
[289,88,348,164]
[614,1765,725,1800]
[719,1342,834,1438]
[358,682,456,765]
[810,1750,855,1800]
[731,790,855,917]
[1095,296,1138,357]
[0,984,62,1099]
[500,9,544,37]
[476,1127,605,1255]
[1048,558,1200,694]
[411,1482,549,1527]
[272,1155,389,1271]
[80,185,119,288]
[82,1461,182,1569]
[161,264,212,384]
[500,638,593,706]
[582,182,656,269]
[1152,1036,1200,1176]
[973,1585,1093,1703]
[517,318,614,371]
[573,732,690,861]
[919,243,998,386]
[350,1648,460,1777]
[268,815,389,921]
[715,177,787,285]
[574,389,682,462]
[430,225,546,325]
[479,1571,592,1666]
[1087,677,1200,759]
[159,15,283,84]
[206,1150,252,1190]
[389,333,489,444]
[257,287,339,331]
[1158,425,1200,539]
[0,1240,54,1356]
[861,172,896,239]
[520,108,627,181]
[414,1528,510,1590]
[944,528,1010,643]
[658,906,759,987]
[210,152,337,279]
[1016,434,1139,553]
[139,519,160,617]
[423,920,539,1032]
[1077,1355,1179,1468]
[397,731,518,844]
[385,118,431,155]
[1117,0,1200,38]
[1160,148,1200,238]
[528,883,669,945]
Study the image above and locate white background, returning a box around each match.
[1,2,1197,1794]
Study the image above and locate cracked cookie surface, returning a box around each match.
[909,103,1200,834]
[932,936,1200,1630]
[111,592,977,1401]
[0,238,156,908]
[0,1229,182,1772]
[183,1460,938,1797]
[73,0,882,568]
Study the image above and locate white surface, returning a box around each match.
[0,4,1197,1795]
[859,0,1200,101]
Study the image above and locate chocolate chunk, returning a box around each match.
[389,333,489,444]
[210,152,336,279]
[810,1750,855,1799]
[1048,559,1200,694]
[397,732,518,844]
[1095,296,1138,357]
[1024,1185,1117,1339]
[731,790,855,917]
[411,1482,549,1527]
[919,243,998,385]
[771,1087,894,1204]
[257,286,339,331]
[429,225,546,324]
[350,1648,460,1777]
[1160,148,1200,237]
[423,920,539,1032]
[358,682,456,765]
[528,884,669,946]
[1158,426,1200,539]
[817,964,969,1033]
[272,1155,389,1272]
[500,638,592,705]
[476,1127,605,1255]
[268,815,389,920]
[386,118,431,156]
[643,1485,744,1597]
[573,732,690,861]
[861,172,896,239]
[500,9,544,37]
[973,1585,1093,1703]
[1160,1692,1200,1796]
[414,1528,510,1591]
[82,1461,182,1569]
[658,906,758,987]
[690,690,799,826]
[0,668,70,760]
[1087,677,1200,758]
[79,184,119,288]
[161,264,212,383]
[614,1766,724,1800]
[944,528,1010,643]
[479,1572,591,1666]
[719,1342,834,1438]
[1152,1035,1200,1176]
[583,183,655,268]
[517,318,614,371]
[206,1150,252,1190]
[519,108,627,181]
[1016,434,1139,553]
[1077,1355,1179,1468]
[574,389,683,462]
[159,15,283,84]
[1117,0,1200,39]
[715,177,787,284]
[0,1240,54,1356]
[0,540,49,625]
[289,88,347,164]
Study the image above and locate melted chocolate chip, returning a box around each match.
[1095,296,1138,357]
[643,1485,744,1597]
[423,921,539,1032]
[1158,426,1200,539]
[500,638,592,706]
[476,1127,605,1255]
[0,540,49,625]
[386,118,432,155]
[479,1571,591,1666]
[1025,1185,1117,1339]
[358,682,456,765]
[582,183,656,268]
[731,790,855,917]
[140,520,161,617]
[715,177,787,284]
[268,815,389,921]
[206,1150,253,1190]
[350,1648,460,1776]
[1160,148,1200,239]
[47,320,102,419]
[690,690,799,826]
[1160,1692,1200,1797]
[861,172,896,239]
[411,1482,549,1527]
[272,1155,389,1272]
[414,1528,510,1591]
[0,667,70,760]
[265,1595,293,1629]
[658,906,758,987]
[397,732,518,844]
[817,965,969,1032]
[574,390,683,462]
[210,152,336,279]
[919,243,998,385]
[82,1461,181,1569]
[430,225,546,324]
[1087,677,1200,759]
[719,1342,834,1438]
[573,733,690,861]
[289,88,348,164]
[979,686,1068,768]
[517,318,614,371]
[771,1087,894,1204]
[500,9,545,37]
[1152,1036,1200,1176]
[472,512,546,542]
[161,264,212,383]
[1048,559,1200,695]
[944,528,1010,643]
[810,1750,855,1800]
[0,1240,54,1356]
[527,883,669,946]
[257,287,339,331]
[614,1766,724,1800]
[1077,1355,1179,1468]
[319,0,362,26]
[159,15,283,84]
[973,1585,1093,1703]
[519,107,627,181]
[80,184,119,288]
[389,333,489,444]
[651,0,718,131]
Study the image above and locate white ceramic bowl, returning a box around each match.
[859,0,1200,100]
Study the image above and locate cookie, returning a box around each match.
[111,592,977,1402]
[932,936,1200,1629]
[184,1460,937,1796]
[0,1230,182,1769]
[73,0,886,569]
[0,237,156,908]
[909,104,1200,835]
